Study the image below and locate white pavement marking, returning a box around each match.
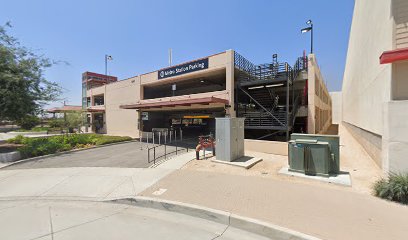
[152,188,167,196]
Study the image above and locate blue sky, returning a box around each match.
[1,0,354,107]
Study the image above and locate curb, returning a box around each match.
[0,139,139,169]
[108,196,321,240]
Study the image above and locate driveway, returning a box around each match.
[2,141,189,170]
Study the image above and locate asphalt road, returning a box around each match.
[3,141,189,170]
[0,200,270,240]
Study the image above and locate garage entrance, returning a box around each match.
[142,109,225,138]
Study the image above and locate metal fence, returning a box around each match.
[141,128,189,165]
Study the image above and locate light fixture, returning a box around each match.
[248,86,264,90]
[265,83,284,88]
[301,27,312,33]
[306,19,312,25]
[200,80,205,83]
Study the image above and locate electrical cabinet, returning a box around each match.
[215,118,245,162]
[288,134,340,177]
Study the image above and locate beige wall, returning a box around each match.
[245,139,288,156]
[342,0,393,136]
[103,76,140,138]
[342,0,408,173]
[330,91,342,124]
[393,0,408,49]
[392,61,408,100]
[307,54,332,134]
[86,50,235,138]
[383,100,408,172]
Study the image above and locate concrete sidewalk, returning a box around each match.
[140,170,408,240]
[0,167,173,201]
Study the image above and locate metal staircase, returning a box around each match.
[234,52,307,140]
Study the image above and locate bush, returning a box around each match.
[13,134,132,158]
[18,137,72,157]
[49,118,65,128]
[6,135,25,144]
[373,172,408,204]
[16,115,40,130]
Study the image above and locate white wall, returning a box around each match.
[342,0,393,136]
[330,92,342,124]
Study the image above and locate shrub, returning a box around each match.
[14,134,132,158]
[16,115,40,130]
[6,135,25,144]
[373,172,408,204]
[18,136,72,157]
[49,119,65,128]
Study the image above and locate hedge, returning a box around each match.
[7,134,132,158]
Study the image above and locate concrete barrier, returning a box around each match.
[245,139,288,156]
[0,151,21,163]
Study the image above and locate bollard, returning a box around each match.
[152,132,155,146]
[159,131,161,145]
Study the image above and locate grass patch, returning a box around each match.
[7,134,132,158]
[373,172,408,205]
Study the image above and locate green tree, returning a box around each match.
[0,22,62,121]
[65,112,82,128]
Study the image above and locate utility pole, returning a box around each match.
[169,48,172,66]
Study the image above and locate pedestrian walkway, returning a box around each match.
[139,169,408,240]
[0,167,172,201]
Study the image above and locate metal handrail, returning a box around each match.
[146,128,189,165]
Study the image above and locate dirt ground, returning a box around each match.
[182,124,383,195]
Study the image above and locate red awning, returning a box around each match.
[47,105,82,113]
[380,47,408,64]
[120,97,229,110]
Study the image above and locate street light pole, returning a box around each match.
[310,22,314,54]
[105,54,107,76]
[105,55,113,77]
[301,20,314,54]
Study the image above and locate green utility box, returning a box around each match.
[288,133,340,177]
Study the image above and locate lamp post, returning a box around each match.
[301,20,313,54]
[105,55,113,76]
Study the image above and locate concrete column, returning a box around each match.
[307,54,316,134]
[226,49,235,117]
[382,100,408,173]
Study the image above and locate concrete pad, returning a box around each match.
[0,201,51,240]
[46,201,128,233]
[0,174,70,198]
[42,175,128,199]
[129,169,173,195]
[211,156,263,169]
[153,151,196,169]
[278,167,351,186]
[104,177,136,199]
